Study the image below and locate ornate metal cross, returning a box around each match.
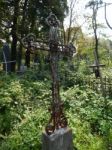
[22,12,76,135]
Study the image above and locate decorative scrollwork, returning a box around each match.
[45,102,67,135]
[46,12,60,27]
[22,33,36,48]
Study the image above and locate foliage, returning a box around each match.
[1,109,48,150]
[0,71,111,150]
[61,86,112,150]
[0,0,68,71]
[59,60,91,90]
[0,72,50,137]
[0,0,112,149]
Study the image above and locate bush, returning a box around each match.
[0,74,51,136]
[1,109,48,150]
[61,86,112,149]
[0,72,112,150]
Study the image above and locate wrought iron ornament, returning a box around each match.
[21,13,76,135]
[46,12,60,42]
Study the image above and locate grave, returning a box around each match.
[2,42,11,73]
[21,13,76,150]
[89,63,105,78]
[1,42,16,74]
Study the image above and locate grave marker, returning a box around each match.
[22,13,76,150]
[2,42,11,73]
[1,42,16,74]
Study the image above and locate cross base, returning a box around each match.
[42,128,73,150]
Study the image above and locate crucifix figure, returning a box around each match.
[22,13,76,135]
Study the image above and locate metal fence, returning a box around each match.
[85,76,112,98]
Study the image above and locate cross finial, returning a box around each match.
[46,12,60,27]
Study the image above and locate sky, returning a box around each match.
[64,0,112,40]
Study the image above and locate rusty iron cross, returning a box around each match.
[22,12,76,135]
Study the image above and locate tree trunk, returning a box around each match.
[92,4,105,97]
[18,0,28,70]
[11,0,20,72]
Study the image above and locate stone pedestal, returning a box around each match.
[42,128,73,150]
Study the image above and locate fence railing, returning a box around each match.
[84,76,112,98]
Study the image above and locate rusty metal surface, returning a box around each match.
[22,13,76,135]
